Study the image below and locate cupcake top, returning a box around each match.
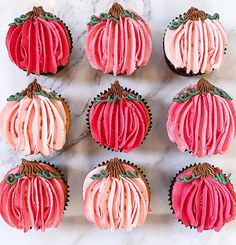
[164,7,227,75]
[0,159,68,232]
[171,163,236,232]
[83,158,150,231]
[85,2,152,75]
[6,6,72,75]
[88,81,152,152]
[167,78,236,157]
[0,80,70,156]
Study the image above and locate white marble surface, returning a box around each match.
[0,0,236,244]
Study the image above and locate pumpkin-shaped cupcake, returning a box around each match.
[170,163,236,232]
[87,81,152,152]
[0,159,69,232]
[0,80,70,156]
[85,2,152,75]
[164,7,227,76]
[6,6,72,75]
[83,158,150,231]
[166,78,236,157]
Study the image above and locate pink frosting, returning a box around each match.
[83,164,150,231]
[0,88,68,156]
[85,16,152,75]
[89,97,150,152]
[6,18,71,75]
[166,85,236,157]
[0,163,67,232]
[164,19,227,74]
[172,168,236,232]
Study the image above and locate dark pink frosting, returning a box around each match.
[172,167,236,232]
[89,96,150,152]
[6,18,71,75]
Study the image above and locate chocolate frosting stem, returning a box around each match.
[192,163,215,178]
[26,6,45,19]
[19,159,43,177]
[106,158,126,178]
[105,80,127,98]
[185,7,206,21]
[108,2,124,19]
[196,78,214,95]
[21,79,42,98]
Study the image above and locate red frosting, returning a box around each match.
[6,10,71,75]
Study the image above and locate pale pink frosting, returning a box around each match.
[85,15,152,75]
[89,97,150,152]
[172,168,236,232]
[83,164,150,231]
[0,88,68,156]
[0,163,67,232]
[6,18,71,75]
[164,19,227,74]
[166,85,236,157]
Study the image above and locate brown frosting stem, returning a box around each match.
[21,79,42,98]
[19,159,43,176]
[196,78,214,95]
[108,2,124,19]
[26,6,45,19]
[106,158,126,178]
[185,7,206,21]
[192,163,215,178]
[105,80,127,98]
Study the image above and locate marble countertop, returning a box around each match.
[0,0,236,244]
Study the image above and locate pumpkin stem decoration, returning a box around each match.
[19,159,44,177]
[185,7,206,21]
[21,79,42,98]
[108,2,125,19]
[26,6,45,19]
[192,163,216,178]
[105,81,128,98]
[106,158,126,178]
[196,78,215,95]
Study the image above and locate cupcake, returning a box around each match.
[166,78,236,157]
[163,7,227,76]
[0,159,69,232]
[169,162,236,232]
[6,6,72,75]
[0,79,70,156]
[83,157,150,231]
[87,81,152,152]
[85,2,152,75]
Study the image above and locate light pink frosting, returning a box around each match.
[172,168,236,232]
[6,18,71,75]
[0,88,68,156]
[85,16,152,75]
[164,19,227,74]
[83,164,150,231]
[0,163,67,232]
[89,97,150,152]
[166,85,236,157]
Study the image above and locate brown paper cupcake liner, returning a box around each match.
[86,87,152,152]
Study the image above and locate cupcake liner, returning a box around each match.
[86,87,152,152]
[18,160,70,230]
[95,158,151,206]
[58,95,71,133]
[168,163,233,231]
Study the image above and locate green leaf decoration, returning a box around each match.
[7,95,17,102]
[91,170,109,180]
[169,12,219,30]
[121,171,139,178]
[49,91,60,100]
[178,173,201,183]
[95,93,143,103]
[90,170,139,180]
[6,173,25,185]
[88,10,141,26]
[37,170,62,179]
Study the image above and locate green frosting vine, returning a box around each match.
[90,170,139,180]
[94,93,143,103]
[88,10,141,26]
[9,12,60,26]
[169,12,219,30]
[7,90,60,102]
[6,170,62,185]
[178,172,231,185]
[173,87,232,102]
